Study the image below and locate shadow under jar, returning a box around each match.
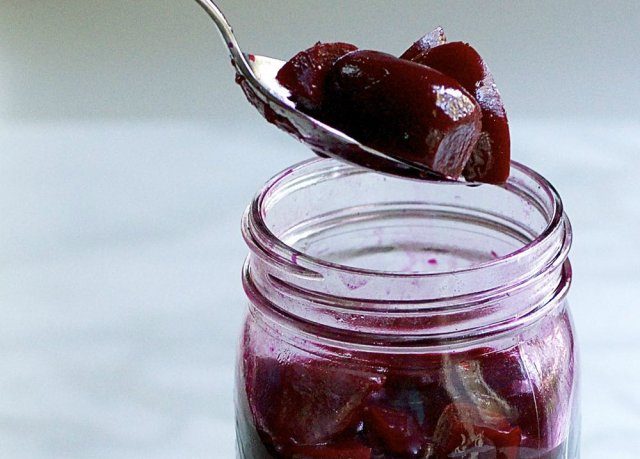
[237,158,579,459]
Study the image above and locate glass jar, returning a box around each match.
[236,158,579,459]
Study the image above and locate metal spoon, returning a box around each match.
[194,0,459,182]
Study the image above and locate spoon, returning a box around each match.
[194,0,459,182]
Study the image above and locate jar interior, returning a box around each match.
[269,161,553,274]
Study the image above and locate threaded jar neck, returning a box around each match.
[242,158,572,345]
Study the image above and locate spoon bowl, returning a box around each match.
[195,0,462,182]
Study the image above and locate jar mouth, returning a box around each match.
[244,158,567,280]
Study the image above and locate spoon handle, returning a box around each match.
[194,0,253,78]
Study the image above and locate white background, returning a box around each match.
[1,1,639,458]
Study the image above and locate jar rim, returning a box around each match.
[246,158,566,279]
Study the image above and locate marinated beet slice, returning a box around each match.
[246,357,384,446]
[364,405,426,457]
[433,403,521,459]
[276,42,358,111]
[322,50,482,179]
[376,366,450,436]
[400,27,447,60]
[287,441,372,459]
[407,41,510,184]
[478,349,544,444]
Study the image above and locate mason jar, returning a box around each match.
[236,158,579,459]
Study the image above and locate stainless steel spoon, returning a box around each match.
[195,0,459,182]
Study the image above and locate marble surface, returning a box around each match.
[0,120,639,458]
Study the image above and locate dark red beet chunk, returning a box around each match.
[246,357,384,447]
[364,405,426,457]
[406,41,511,183]
[276,42,358,112]
[399,27,447,60]
[322,50,482,179]
[287,442,372,459]
[433,403,521,459]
